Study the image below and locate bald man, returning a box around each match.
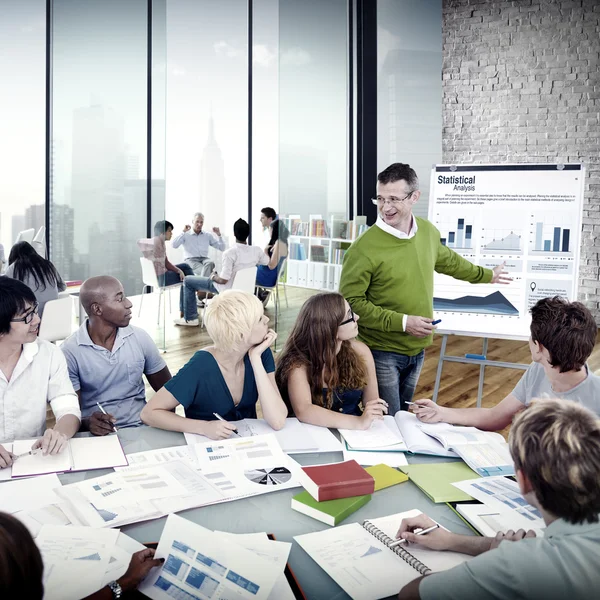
[60,276,171,434]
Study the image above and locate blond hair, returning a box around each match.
[509,398,600,524]
[204,290,264,352]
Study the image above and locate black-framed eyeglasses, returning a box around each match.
[340,311,356,326]
[11,302,39,325]
[371,191,414,206]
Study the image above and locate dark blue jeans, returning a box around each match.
[371,349,425,416]
[158,263,194,311]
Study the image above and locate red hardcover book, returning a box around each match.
[298,460,375,502]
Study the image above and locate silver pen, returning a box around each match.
[13,449,40,460]
[389,524,440,548]
[212,413,241,436]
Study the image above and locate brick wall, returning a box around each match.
[442,0,600,318]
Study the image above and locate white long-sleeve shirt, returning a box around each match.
[0,340,81,442]
[171,230,225,260]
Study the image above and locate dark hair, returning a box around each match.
[510,399,600,524]
[0,278,37,335]
[267,219,290,248]
[0,512,44,599]
[377,163,419,190]
[153,220,174,236]
[530,297,597,372]
[233,219,250,242]
[276,293,367,412]
[261,207,277,221]
[8,241,61,292]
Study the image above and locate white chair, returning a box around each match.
[38,297,74,343]
[32,226,46,257]
[200,266,258,328]
[14,228,35,245]
[138,257,182,324]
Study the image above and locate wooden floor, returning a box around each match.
[128,285,600,439]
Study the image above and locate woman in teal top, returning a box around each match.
[276,292,388,430]
[141,290,287,440]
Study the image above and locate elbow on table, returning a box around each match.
[140,404,153,426]
[268,414,286,431]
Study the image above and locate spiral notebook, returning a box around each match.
[295,509,471,600]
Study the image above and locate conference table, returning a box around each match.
[59,427,474,600]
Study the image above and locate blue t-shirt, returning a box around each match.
[323,388,363,416]
[165,348,275,421]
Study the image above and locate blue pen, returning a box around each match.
[432,319,442,326]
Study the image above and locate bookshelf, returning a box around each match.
[283,214,369,291]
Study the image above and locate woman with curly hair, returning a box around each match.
[276,292,387,429]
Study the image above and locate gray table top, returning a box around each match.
[60,427,473,600]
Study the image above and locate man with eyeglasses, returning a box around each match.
[340,163,509,415]
[0,278,81,469]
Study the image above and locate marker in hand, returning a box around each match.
[389,524,440,548]
[431,319,442,326]
[213,413,241,436]
[96,402,118,433]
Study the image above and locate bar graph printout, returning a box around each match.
[429,164,584,339]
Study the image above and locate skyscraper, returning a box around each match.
[199,113,226,229]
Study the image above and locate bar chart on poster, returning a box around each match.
[429,164,584,339]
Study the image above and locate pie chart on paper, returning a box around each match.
[244,467,292,486]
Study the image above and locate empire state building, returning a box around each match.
[199,113,226,229]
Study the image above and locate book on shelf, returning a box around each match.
[310,245,327,263]
[290,219,308,236]
[331,219,349,240]
[291,490,371,526]
[290,243,307,261]
[311,218,329,238]
[297,459,375,502]
[295,509,471,600]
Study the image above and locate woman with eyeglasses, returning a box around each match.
[276,292,388,429]
[5,241,66,317]
[0,278,81,470]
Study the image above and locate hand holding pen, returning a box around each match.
[91,402,118,435]
[209,413,241,439]
[395,515,452,551]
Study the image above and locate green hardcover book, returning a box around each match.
[291,490,371,526]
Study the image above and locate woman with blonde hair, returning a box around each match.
[141,290,287,439]
[276,292,387,429]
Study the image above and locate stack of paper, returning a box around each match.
[451,476,546,536]
[139,514,281,600]
[184,417,342,454]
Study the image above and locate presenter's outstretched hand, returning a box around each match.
[405,316,435,338]
[410,399,445,423]
[360,398,388,429]
[212,226,221,236]
[183,224,191,232]
[491,262,512,284]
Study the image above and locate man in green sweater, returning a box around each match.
[339,163,509,415]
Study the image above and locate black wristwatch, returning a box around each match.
[107,580,123,599]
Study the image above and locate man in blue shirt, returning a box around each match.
[61,276,171,435]
[171,212,226,277]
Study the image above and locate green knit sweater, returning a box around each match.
[339,218,493,356]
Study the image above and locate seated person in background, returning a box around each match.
[0,279,80,468]
[174,218,269,327]
[255,219,289,299]
[61,276,171,435]
[142,290,287,440]
[276,292,388,430]
[171,212,225,277]
[397,398,600,600]
[413,296,600,428]
[0,511,163,599]
[5,241,66,317]
[259,206,277,247]
[0,242,5,273]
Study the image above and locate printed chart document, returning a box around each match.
[139,514,280,600]
[417,422,514,476]
[216,531,295,600]
[36,525,120,600]
[185,418,341,454]
[295,509,470,600]
[452,476,546,535]
[115,444,199,470]
[342,412,457,457]
[10,435,128,478]
[101,532,147,588]
[0,473,62,514]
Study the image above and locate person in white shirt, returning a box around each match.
[0,278,81,468]
[175,218,269,327]
[171,212,226,276]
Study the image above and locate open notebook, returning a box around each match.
[295,509,470,600]
[340,412,457,457]
[11,435,128,478]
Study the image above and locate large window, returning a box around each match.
[377,0,442,218]
[0,0,46,263]
[166,0,249,246]
[50,0,148,293]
